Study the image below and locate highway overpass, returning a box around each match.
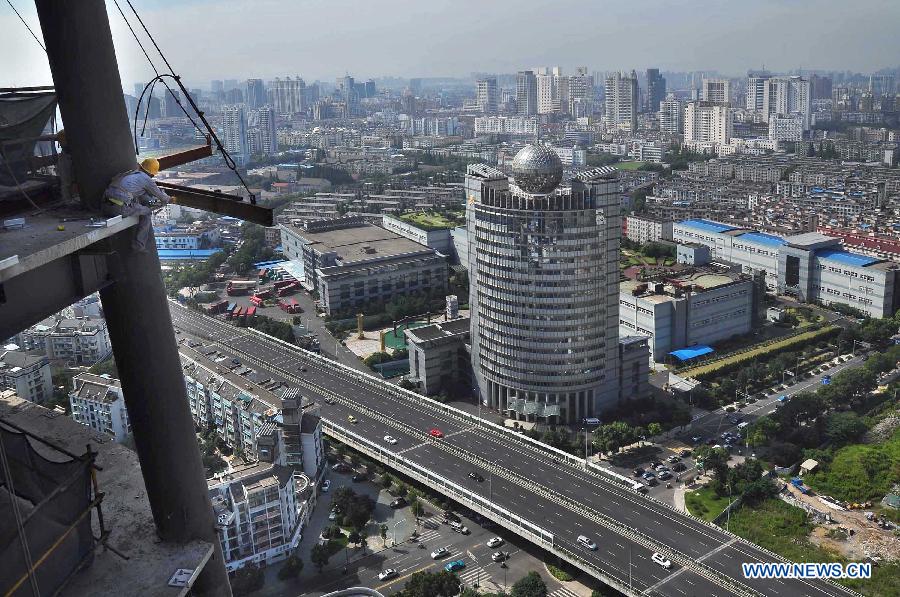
[169,301,859,597]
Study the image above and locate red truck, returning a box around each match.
[276,282,300,297]
[249,295,265,307]
[226,280,257,296]
[206,300,228,315]
[279,298,301,314]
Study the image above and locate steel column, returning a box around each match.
[33,2,230,594]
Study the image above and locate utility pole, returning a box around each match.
[33,2,230,594]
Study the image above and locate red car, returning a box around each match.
[429,428,444,438]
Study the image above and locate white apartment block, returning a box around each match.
[222,104,248,160]
[626,215,674,244]
[476,77,498,113]
[659,93,684,134]
[605,71,639,131]
[475,116,539,136]
[702,78,732,105]
[551,145,587,166]
[535,67,567,115]
[768,114,805,142]
[0,350,52,404]
[69,373,131,443]
[684,101,733,146]
[762,76,811,129]
[22,316,112,365]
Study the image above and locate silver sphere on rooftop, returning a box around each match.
[511,144,563,194]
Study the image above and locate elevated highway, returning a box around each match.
[169,301,859,597]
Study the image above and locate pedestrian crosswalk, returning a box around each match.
[549,587,581,597]
[458,565,488,586]
[414,529,442,543]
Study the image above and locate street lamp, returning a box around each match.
[489,459,499,506]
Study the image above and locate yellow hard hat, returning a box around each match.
[139,157,160,176]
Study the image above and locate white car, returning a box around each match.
[322,479,331,493]
[486,536,504,548]
[651,552,672,569]
[328,510,338,521]
[384,435,398,445]
[430,546,450,559]
[577,535,597,550]
[378,568,398,581]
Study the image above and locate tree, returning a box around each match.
[397,570,461,597]
[825,412,868,446]
[694,446,729,482]
[277,555,303,581]
[746,416,778,447]
[381,472,395,490]
[230,564,265,595]
[647,422,663,437]
[348,530,361,547]
[380,523,389,546]
[410,496,424,519]
[310,544,330,573]
[511,571,548,597]
[359,530,369,553]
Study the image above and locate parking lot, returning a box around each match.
[284,466,590,597]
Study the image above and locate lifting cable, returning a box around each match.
[5,0,45,52]
[113,0,256,203]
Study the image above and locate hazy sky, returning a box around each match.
[3,0,899,90]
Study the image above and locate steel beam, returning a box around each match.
[156,141,213,171]
[158,182,274,226]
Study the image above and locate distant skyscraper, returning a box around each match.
[535,66,567,114]
[746,72,771,111]
[516,71,538,116]
[658,93,683,134]
[245,79,266,110]
[408,78,422,96]
[223,79,239,92]
[476,77,499,114]
[364,79,376,98]
[702,78,732,105]
[247,105,277,155]
[762,76,811,129]
[211,80,224,94]
[645,68,666,112]
[567,67,594,118]
[337,75,358,114]
[162,89,181,118]
[225,88,244,104]
[401,89,417,116]
[466,147,622,422]
[869,74,896,97]
[809,74,833,101]
[684,101,733,145]
[605,71,639,131]
[222,104,248,160]
[271,77,306,115]
[133,82,145,98]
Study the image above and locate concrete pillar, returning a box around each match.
[34,2,230,594]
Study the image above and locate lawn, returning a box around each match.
[805,428,900,502]
[678,326,836,379]
[399,212,461,230]
[614,161,647,170]
[685,486,731,522]
[726,498,900,596]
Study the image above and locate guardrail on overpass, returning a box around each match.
[323,420,647,597]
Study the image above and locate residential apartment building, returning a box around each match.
[551,145,587,166]
[645,68,666,112]
[702,78,732,105]
[619,270,756,361]
[247,105,277,156]
[535,66,567,115]
[476,77,498,114]
[768,114,804,141]
[625,215,674,244]
[673,220,900,317]
[684,101,733,146]
[68,372,130,442]
[567,67,594,118]
[474,116,538,136]
[222,104,248,161]
[605,71,639,131]
[516,70,538,116]
[0,350,52,404]
[22,316,112,365]
[154,224,220,250]
[279,217,448,315]
[659,93,684,134]
[746,72,771,111]
[762,76,811,129]
[270,76,306,115]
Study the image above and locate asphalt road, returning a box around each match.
[169,301,857,597]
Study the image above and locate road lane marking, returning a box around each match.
[376,563,434,590]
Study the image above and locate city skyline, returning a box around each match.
[3,0,900,88]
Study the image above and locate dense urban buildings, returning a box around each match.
[466,146,622,422]
[68,372,131,442]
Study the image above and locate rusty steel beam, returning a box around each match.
[157,182,274,226]
[155,138,212,171]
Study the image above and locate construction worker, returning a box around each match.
[103,157,170,252]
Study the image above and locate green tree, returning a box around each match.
[277,554,303,581]
[348,530,361,546]
[359,530,369,552]
[310,544,330,573]
[694,446,729,482]
[380,523,388,546]
[825,412,868,446]
[397,570,461,597]
[511,571,548,597]
[746,417,778,447]
[230,564,265,595]
[647,422,663,437]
